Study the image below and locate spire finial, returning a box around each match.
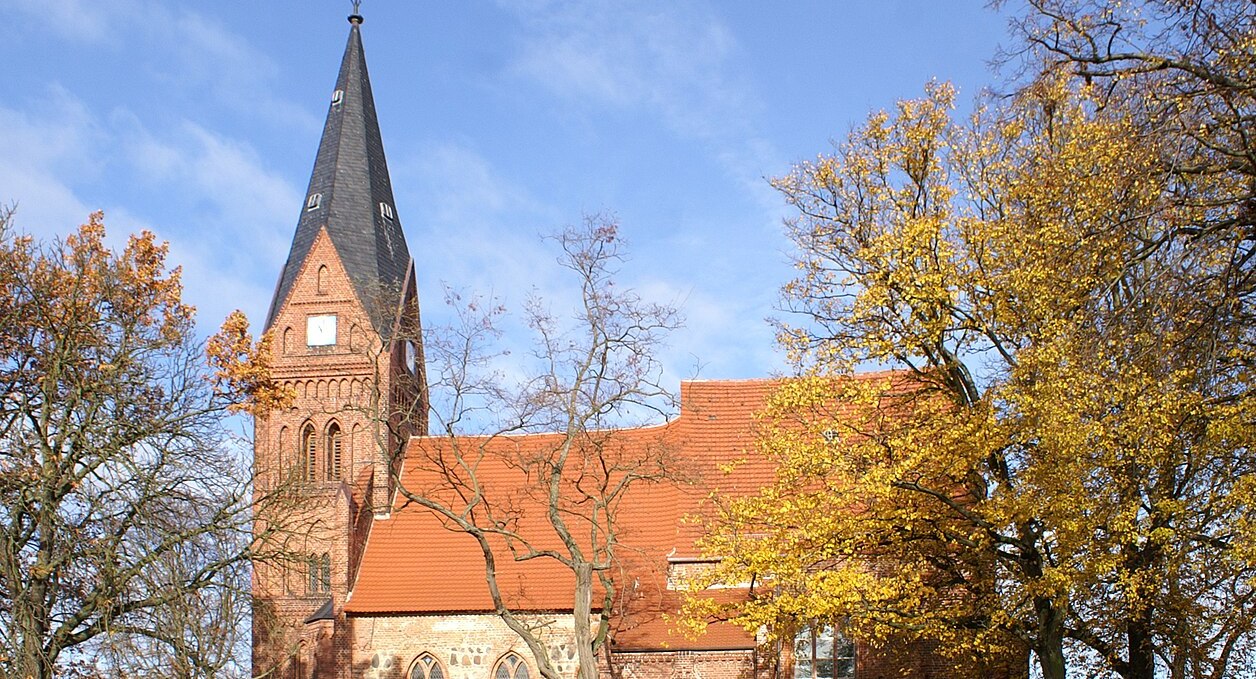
[349,0,364,24]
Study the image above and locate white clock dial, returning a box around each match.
[405,340,417,373]
[307,314,337,347]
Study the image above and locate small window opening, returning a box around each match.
[306,193,322,211]
[307,553,331,593]
[379,201,395,220]
[316,265,328,295]
[331,89,344,105]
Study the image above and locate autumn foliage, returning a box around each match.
[687,32,1255,679]
[0,210,279,678]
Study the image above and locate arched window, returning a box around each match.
[301,424,317,481]
[493,653,530,679]
[410,653,445,679]
[793,623,855,679]
[307,553,330,593]
[316,265,328,294]
[282,326,292,355]
[326,422,342,481]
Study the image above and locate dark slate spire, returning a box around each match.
[266,13,412,335]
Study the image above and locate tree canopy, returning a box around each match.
[685,3,1256,675]
[0,210,284,678]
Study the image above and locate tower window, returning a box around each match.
[306,193,322,211]
[307,553,331,593]
[379,201,395,220]
[331,89,344,106]
[302,424,317,481]
[326,422,342,481]
[405,340,418,374]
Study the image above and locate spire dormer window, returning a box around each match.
[331,89,344,106]
[379,202,395,220]
[306,193,323,211]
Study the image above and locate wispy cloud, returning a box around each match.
[498,0,781,207]
[397,142,561,299]
[5,0,317,132]
[0,85,103,238]
[0,83,297,334]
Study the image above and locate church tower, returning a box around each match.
[252,9,426,677]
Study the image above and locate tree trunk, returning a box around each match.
[573,562,599,679]
[1035,595,1068,679]
[1036,643,1067,679]
[1128,609,1155,679]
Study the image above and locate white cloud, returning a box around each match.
[499,0,785,224]
[503,0,740,133]
[398,142,561,300]
[0,86,104,238]
[4,0,318,132]
[0,83,297,336]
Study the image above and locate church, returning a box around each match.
[251,11,1010,679]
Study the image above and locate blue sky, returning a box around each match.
[1,0,1013,384]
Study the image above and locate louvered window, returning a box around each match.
[326,422,342,481]
[302,425,317,481]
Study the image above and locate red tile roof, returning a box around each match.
[343,378,836,650]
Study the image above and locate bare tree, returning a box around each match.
[363,215,686,679]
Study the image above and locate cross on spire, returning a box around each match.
[349,0,363,24]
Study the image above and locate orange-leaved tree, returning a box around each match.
[0,209,287,678]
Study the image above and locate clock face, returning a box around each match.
[307,314,337,347]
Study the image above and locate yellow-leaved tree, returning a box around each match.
[685,76,1255,679]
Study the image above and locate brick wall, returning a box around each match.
[253,227,420,678]
[344,613,581,679]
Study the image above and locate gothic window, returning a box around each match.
[326,422,342,481]
[307,553,330,593]
[302,424,317,481]
[410,654,445,679]
[493,653,530,679]
[794,624,855,679]
[316,265,328,294]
